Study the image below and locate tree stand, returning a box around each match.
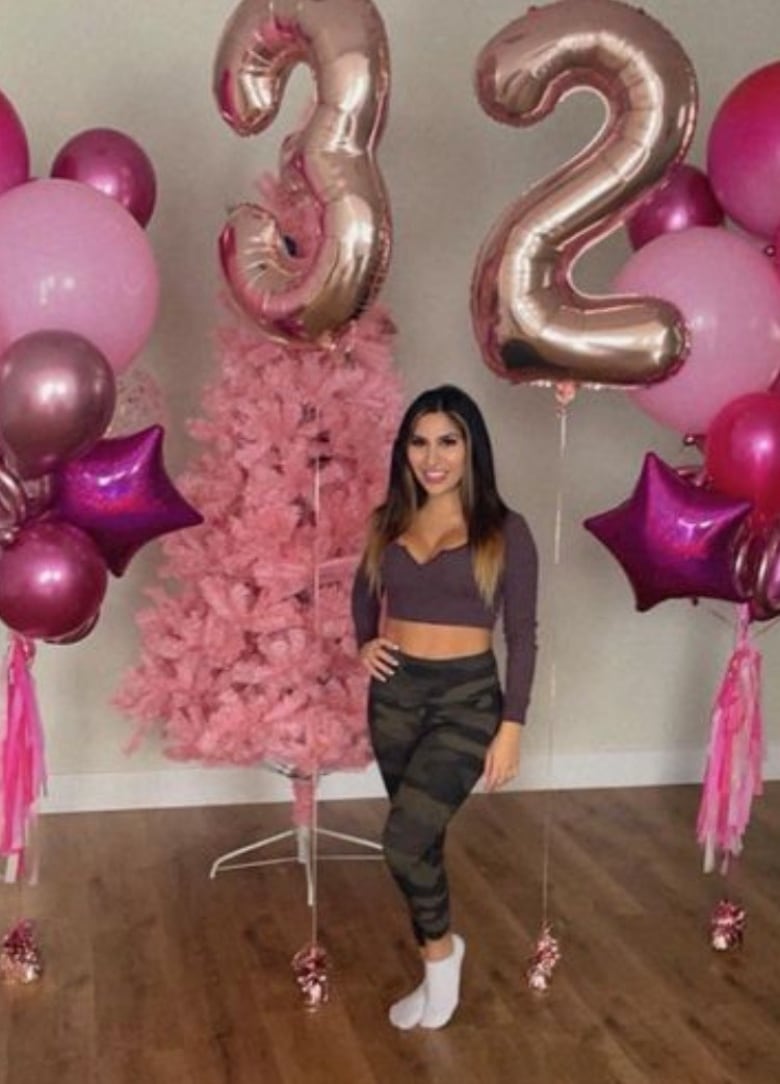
[208,769,383,907]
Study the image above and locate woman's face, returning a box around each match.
[406,411,467,498]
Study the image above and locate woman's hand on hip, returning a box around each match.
[483,721,522,791]
[359,637,400,681]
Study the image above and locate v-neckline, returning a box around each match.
[394,539,469,567]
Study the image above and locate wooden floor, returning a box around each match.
[1,784,779,1084]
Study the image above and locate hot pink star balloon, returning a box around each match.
[584,453,752,611]
[52,425,203,576]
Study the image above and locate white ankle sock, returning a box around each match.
[388,980,426,1030]
[419,935,465,1029]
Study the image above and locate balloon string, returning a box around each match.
[541,395,569,923]
[310,406,321,946]
[310,768,319,946]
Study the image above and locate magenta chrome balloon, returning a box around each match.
[51,127,157,227]
[0,520,108,640]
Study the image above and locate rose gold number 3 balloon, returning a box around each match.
[214,0,391,345]
[471,0,698,388]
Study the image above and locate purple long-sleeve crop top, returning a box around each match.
[351,511,538,722]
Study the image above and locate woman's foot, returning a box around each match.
[420,934,465,1029]
[388,981,426,1030]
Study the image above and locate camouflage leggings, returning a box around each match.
[368,650,502,943]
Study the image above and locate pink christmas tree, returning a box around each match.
[115,177,403,802]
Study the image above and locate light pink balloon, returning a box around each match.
[0,520,107,640]
[0,89,29,196]
[0,179,159,373]
[614,227,780,435]
[51,127,157,228]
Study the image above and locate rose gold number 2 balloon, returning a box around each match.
[471,0,698,388]
[214,0,391,345]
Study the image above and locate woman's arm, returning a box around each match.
[484,513,539,790]
[501,511,539,725]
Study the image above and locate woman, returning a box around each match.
[351,384,538,1030]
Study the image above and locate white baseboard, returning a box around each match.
[41,743,780,815]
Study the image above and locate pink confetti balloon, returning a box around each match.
[0,520,108,640]
[627,164,723,250]
[708,62,780,239]
[51,127,157,228]
[0,90,29,196]
[0,179,159,373]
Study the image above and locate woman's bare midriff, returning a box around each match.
[384,618,491,659]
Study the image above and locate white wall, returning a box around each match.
[0,0,778,813]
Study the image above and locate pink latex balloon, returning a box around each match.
[51,127,157,228]
[0,520,107,640]
[0,179,159,373]
[707,62,780,239]
[705,392,780,523]
[0,89,29,196]
[0,330,116,478]
[627,164,723,250]
[615,228,780,435]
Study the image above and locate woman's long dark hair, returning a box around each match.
[362,385,508,602]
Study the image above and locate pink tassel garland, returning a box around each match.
[0,636,47,883]
[697,605,764,874]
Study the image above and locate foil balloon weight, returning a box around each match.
[0,920,43,984]
[0,330,116,479]
[710,899,746,951]
[627,164,723,250]
[292,942,329,1010]
[584,453,752,611]
[51,127,157,228]
[527,925,561,992]
[214,0,392,345]
[471,0,697,388]
[0,521,108,641]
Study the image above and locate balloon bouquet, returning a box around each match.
[583,55,780,948]
[0,87,201,977]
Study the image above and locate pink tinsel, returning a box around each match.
[0,636,46,882]
[697,605,764,873]
[114,173,403,817]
